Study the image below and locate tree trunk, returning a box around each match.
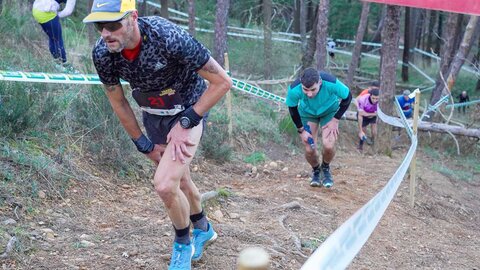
[430,13,460,108]
[425,10,436,66]
[293,0,300,34]
[434,12,443,55]
[299,0,307,53]
[256,0,263,26]
[445,16,479,92]
[452,15,465,60]
[421,10,430,51]
[263,0,272,79]
[139,0,147,16]
[315,0,329,70]
[346,2,370,89]
[369,5,387,44]
[213,0,230,67]
[307,1,316,31]
[301,9,318,71]
[377,5,401,156]
[476,38,480,92]
[160,0,169,19]
[401,7,411,82]
[188,0,196,37]
[408,9,420,65]
[415,10,425,49]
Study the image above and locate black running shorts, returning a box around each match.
[142,111,207,145]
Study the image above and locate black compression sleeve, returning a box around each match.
[288,106,303,128]
[334,92,352,120]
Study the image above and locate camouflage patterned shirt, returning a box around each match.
[92,16,210,110]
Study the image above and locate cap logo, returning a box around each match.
[96,2,110,8]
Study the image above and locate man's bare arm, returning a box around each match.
[358,114,364,131]
[103,84,143,140]
[193,57,233,115]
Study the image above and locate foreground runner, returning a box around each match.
[83,1,232,269]
[286,68,352,188]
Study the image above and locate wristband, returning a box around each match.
[179,106,203,129]
[132,134,154,154]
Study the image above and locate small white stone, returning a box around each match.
[38,190,47,199]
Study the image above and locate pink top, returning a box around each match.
[357,94,378,113]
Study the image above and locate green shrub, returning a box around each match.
[0,83,47,137]
[69,85,139,170]
[244,151,266,165]
[278,112,297,138]
[200,113,233,163]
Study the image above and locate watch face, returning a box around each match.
[180,116,191,129]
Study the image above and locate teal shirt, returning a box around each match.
[286,78,350,117]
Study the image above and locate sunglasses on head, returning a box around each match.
[94,12,131,32]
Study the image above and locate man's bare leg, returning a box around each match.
[154,124,203,235]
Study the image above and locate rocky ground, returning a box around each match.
[1,141,479,270]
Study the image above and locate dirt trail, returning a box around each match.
[2,148,480,270]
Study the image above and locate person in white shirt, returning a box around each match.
[327,38,336,59]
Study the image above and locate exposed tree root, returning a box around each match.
[0,236,17,259]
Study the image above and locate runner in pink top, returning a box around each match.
[355,88,379,151]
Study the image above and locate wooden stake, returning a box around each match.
[224,52,233,146]
[410,90,420,208]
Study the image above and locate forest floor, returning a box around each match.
[1,137,480,270]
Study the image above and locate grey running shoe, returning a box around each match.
[321,166,334,188]
[310,169,321,187]
[366,137,374,145]
[357,143,363,151]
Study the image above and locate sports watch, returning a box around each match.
[179,116,193,129]
[179,106,202,129]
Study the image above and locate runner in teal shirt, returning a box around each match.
[286,68,352,188]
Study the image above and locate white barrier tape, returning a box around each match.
[408,62,435,83]
[0,70,286,105]
[301,136,417,270]
[445,98,480,108]
[230,78,286,103]
[377,107,404,128]
[0,70,129,85]
[420,85,435,93]
[177,25,303,44]
[420,94,450,121]
[412,48,477,76]
[394,98,414,138]
[142,0,305,42]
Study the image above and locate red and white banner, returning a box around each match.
[362,0,480,16]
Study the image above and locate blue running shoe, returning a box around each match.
[168,242,194,270]
[192,223,217,261]
[310,168,321,187]
[321,166,334,188]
